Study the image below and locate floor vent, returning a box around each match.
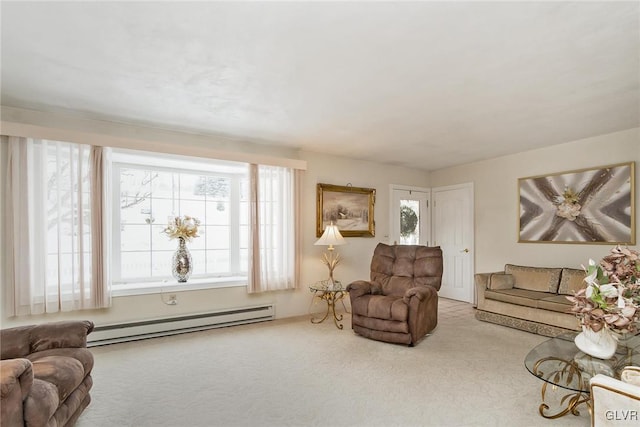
[88,304,274,346]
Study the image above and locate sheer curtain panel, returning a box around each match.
[248,164,301,293]
[5,137,111,316]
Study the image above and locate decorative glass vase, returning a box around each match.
[574,325,618,359]
[172,237,192,282]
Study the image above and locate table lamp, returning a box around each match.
[314,222,347,289]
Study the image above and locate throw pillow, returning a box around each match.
[558,268,586,295]
[504,264,562,293]
[488,273,515,290]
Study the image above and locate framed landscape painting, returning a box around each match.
[518,162,635,244]
[316,183,375,237]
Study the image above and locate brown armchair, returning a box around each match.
[346,243,443,346]
[1,321,94,427]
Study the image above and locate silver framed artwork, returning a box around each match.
[518,162,635,244]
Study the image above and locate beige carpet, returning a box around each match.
[76,299,590,426]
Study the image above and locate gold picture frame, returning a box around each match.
[518,162,635,244]
[316,183,376,237]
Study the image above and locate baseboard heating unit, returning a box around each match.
[88,304,275,346]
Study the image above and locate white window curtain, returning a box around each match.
[5,137,111,316]
[248,164,301,293]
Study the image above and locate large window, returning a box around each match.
[112,150,249,285]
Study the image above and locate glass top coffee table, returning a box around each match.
[524,332,640,419]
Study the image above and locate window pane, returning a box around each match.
[206,201,230,224]
[206,225,230,250]
[120,251,151,279]
[189,230,206,251]
[152,171,177,199]
[151,250,173,278]
[240,178,249,201]
[114,157,248,284]
[239,201,248,225]
[206,249,230,274]
[120,168,152,220]
[400,200,420,245]
[152,224,176,251]
[190,249,206,276]
[239,249,248,273]
[151,198,177,225]
[121,224,151,251]
[239,225,248,249]
[196,176,230,201]
[120,197,151,224]
[178,200,206,224]
[180,174,204,201]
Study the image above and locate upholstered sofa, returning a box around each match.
[347,243,443,346]
[475,264,584,336]
[0,321,94,427]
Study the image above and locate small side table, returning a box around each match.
[309,280,349,329]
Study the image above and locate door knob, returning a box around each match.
[461,248,469,253]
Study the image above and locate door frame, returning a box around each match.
[432,182,475,303]
[389,184,431,246]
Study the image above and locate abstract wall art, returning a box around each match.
[518,162,635,244]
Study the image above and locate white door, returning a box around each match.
[390,185,430,245]
[432,183,474,303]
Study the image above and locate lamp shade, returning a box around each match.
[315,223,346,247]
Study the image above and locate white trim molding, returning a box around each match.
[1,106,307,170]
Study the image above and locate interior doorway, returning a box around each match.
[432,183,474,303]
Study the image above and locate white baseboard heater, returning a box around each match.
[88,304,275,346]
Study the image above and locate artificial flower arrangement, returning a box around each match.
[567,245,640,335]
[162,215,201,242]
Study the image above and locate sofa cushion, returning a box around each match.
[488,273,514,290]
[539,295,573,313]
[504,264,562,293]
[558,268,586,295]
[485,288,550,308]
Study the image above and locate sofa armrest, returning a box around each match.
[29,320,94,353]
[347,281,373,299]
[474,273,491,291]
[1,359,33,400]
[403,286,437,304]
[474,271,505,290]
[1,358,33,426]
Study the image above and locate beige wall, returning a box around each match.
[299,150,430,288]
[2,108,637,329]
[430,127,640,274]
[0,111,429,328]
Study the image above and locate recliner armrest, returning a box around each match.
[347,280,374,298]
[1,358,33,405]
[403,286,437,303]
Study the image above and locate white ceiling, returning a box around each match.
[1,1,639,171]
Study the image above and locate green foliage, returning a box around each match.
[400,205,418,238]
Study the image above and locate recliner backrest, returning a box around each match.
[370,243,443,296]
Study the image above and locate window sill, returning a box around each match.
[111,277,247,297]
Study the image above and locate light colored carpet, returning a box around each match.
[77,299,590,426]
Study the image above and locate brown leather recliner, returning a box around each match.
[0,321,95,427]
[346,243,443,346]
